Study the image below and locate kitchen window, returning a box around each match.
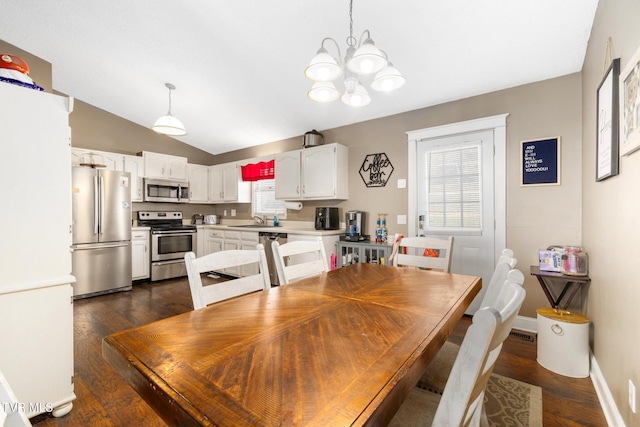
[252,179,286,219]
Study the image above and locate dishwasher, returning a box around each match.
[259,231,287,286]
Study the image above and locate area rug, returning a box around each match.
[390,373,542,426]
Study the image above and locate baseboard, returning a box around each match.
[590,352,626,427]
[513,314,537,333]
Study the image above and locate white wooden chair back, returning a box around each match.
[272,238,329,285]
[0,369,31,426]
[392,236,454,272]
[184,244,270,310]
[479,248,518,310]
[433,269,526,426]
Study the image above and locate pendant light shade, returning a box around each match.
[152,83,187,136]
[341,77,371,107]
[304,47,342,82]
[347,38,387,75]
[370,63,406,92]
[307,81,340,102]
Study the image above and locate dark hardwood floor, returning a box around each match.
[32,277,607,426]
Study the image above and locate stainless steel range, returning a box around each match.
[137,211,197,281]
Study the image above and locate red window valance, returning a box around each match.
[241,160,275,181]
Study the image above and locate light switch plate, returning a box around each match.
[397,179,406,189]
[224,210,227,216]
[397,214,407,225]
[630,379,637,413]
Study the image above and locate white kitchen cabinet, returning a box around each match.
[143,151,188,180]
[204,229,224,256]
[223,230,241,276]
[131,229,150,280]
[275,143,348,200]
[188,164,209,203]
[240,231,260,277]
[208,162,251,203]
[71,147,122,170]
[123,154,144,202]
[274,151,302,199]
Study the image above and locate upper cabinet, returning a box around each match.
[71,148,122,170]
[208,162,250,203]
[142,151,188,181]
[274,151,302,199]
[123,155,144,202]
[188,163,209,203]
[275,143,348,200]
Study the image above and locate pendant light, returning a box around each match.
[304,0,405,106]
[152,83,187,136]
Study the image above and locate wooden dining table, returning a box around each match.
[102,263,481,426]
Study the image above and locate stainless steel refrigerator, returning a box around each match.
[71,167,132,298]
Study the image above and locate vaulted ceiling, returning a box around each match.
[0,0,598,154]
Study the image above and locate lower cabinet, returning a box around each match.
[240,231,260,277]
[132,229,150,280]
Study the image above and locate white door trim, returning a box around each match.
[406,113,508,260]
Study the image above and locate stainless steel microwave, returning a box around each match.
[143,178,189,203]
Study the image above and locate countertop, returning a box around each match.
[197,224,344,236]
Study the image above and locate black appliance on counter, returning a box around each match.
[315,207,340,230]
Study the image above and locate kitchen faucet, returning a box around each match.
[252,215,265,225]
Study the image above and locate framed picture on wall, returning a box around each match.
[620,46,640,156]
[521,137,561,186]
[596,58,620,181]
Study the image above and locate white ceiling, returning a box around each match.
[0,1,598,155]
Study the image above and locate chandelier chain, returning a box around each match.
[347,0,355,47]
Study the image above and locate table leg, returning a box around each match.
[535,276,558,308]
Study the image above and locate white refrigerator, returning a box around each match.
[0,82,76,419]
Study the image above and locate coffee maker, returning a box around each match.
[342,211,369,241]
[314,207,339,230]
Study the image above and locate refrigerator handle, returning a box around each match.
[93,176,99,235]
[99,175,105,235]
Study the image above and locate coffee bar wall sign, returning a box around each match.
[359,153,394,187]
[521,137,561,186]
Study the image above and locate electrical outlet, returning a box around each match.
[231,209,236,217]
[224,210,227,216]
[397,214,407,225]
[630,379,637,414]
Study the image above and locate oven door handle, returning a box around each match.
[152,230,197,235]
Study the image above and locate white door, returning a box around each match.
[408,115,507,314]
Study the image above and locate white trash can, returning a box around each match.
[536,308,590,378]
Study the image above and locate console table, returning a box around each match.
[530,265,591,309]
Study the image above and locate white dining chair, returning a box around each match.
[184,244,270,310]
[0,369,32,427]
[392,236,454,272]
[389,269,526,427]
[271,238,329,285]
[417,248,519,393]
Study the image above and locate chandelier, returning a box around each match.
[304,0,405,107]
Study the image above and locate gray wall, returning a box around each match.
[582,0,640,425]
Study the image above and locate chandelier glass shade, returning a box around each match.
[152,83,187,136]
[305,0,405,107]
